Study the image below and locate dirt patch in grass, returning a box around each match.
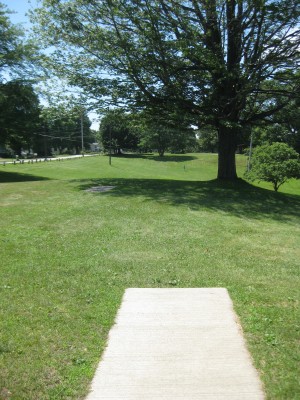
[85,186,116,193]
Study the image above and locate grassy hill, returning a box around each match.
[0,154,299,399]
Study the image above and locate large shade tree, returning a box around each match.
[33,0,300,179]
[0,80,40,155]
[0,2,43,155]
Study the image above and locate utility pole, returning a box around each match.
[109,121,112,165]
[81,111,84,152]
[44,125,47,158]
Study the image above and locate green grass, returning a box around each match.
[0,153,299,399]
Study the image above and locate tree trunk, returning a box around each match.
[11,142,22,157]
[217,126,238,180]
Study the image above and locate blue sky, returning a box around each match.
[1,0,38,26]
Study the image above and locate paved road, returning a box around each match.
[1,154,99,165]
[86,288,265,400]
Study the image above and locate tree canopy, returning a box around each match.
[100,109,139,154]
[251,76,300,153]
[39,105,93,155]
[0,2,45,156]
[33,0,300,178]
[0,80,40,155]
[0,2,40,81]
[135,110,197,156]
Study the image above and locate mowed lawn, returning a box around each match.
[0,153,299,400]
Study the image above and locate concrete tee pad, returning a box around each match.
[86,288,264,399]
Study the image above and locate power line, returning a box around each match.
[32,132,79,142]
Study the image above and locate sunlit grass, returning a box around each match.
[0,153,299,399]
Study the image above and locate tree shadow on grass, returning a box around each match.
[0,170,51,183]
[120,154,198,163]
[77,178,300,223]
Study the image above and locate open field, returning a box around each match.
[0,153,299,399]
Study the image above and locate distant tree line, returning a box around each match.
[0,82,95,157]
[99,109,199,156]
[197,95,300,154]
